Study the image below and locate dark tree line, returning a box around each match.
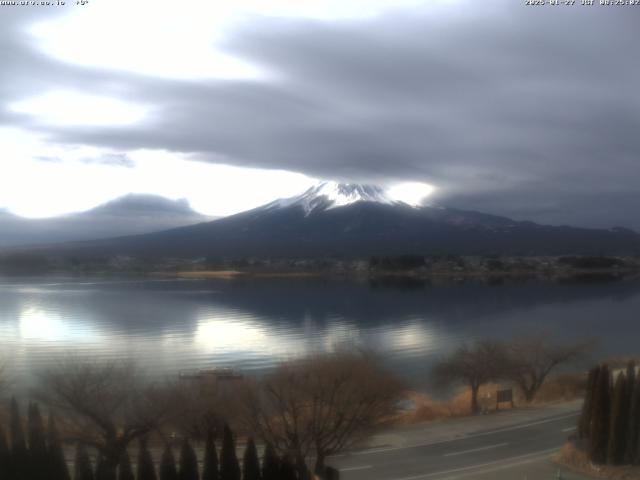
[0,399,70,480]
[578,362,640,465]
[369,255,426,270]
[0,400,340,480]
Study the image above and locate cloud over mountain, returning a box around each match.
[2,2,640,229]
[0,194,213,247]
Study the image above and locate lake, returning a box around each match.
[0,275,638,390]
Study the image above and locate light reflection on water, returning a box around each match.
[1,275,640,390]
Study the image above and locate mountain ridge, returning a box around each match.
[0,194,213,248]
[36,182,640,258]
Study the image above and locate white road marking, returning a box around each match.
[345,412,579,457]
[389,447,559,480]
[437,448,560,480]
[562,426,577,432]
[443,442,509,457]
[340,465,373,472]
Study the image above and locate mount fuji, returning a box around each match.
[267,182,403,214]
[34,182,640,258]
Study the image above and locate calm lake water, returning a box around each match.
[0,275,639,390]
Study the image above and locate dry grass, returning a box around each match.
[393,372,587,426]
[393,383,505,424]
[555,442,640,480]
[391,392,450,424]
[521,372,587,405]
[169,270,246,279]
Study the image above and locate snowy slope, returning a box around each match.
[264,181,409,215]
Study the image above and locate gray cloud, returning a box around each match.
[80,153,135,168]
[2,2,640,229]
[34,156,61,163]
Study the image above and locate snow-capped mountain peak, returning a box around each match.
[275,181,402,215]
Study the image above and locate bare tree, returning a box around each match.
[241,351,404,478]
[502,334,592,402]
[37,360,176,480]
[431,340,506,414]
[166,375,249,444]
[168,379,226,442]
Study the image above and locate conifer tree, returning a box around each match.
[96,453,108,480]
[0,425,9,480]
[279,455,297,480]
[160,444,179,480]
[178,438,200,480]
[10,397,28,480]
[97,451,120,480]
[261,444,280,480]
[75,444,95,480]
[47,413,71,480]
[220,425,240,480]
[624,362,637,458]
[589,364,611,464]
[118,451,135,480]
[579,366,600,438]
[607,372,629,464]
[243,437,261,480]
[627,362,636,392]
[28,402,48,480]
[10,398,26,452]
[202,434,219,480]
[323,466,340,480]
[137,437,158,480]
[627,376,640,465]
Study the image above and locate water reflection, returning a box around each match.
[19,306,99,342]
[195,311,270,352]
[0,275,639,389]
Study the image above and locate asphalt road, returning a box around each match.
[327,410,583,480]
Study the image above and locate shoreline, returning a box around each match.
[147,267,640,282]
[1,267,638,283]
[152,270,325,279]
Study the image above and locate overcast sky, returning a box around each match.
[1,0,639,229]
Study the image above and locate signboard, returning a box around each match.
[496,388,514,409]
[497,388,513,403]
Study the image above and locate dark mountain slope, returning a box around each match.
[45,183,640,258]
